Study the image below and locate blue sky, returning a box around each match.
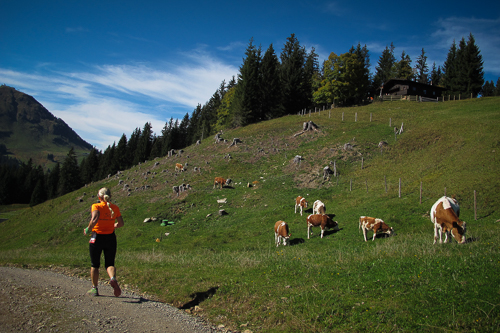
[1,0,499,151]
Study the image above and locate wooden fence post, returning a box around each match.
[333,160,337,177]
[474,190,477,220]
[389,118,392,127]
[399,178,401,198]
[365,179,368,193]
[342,112,344,121]
[355,112,357,122]
[370,113,372,122]
[350,179,352,191]
[384,175,387,193]
[420,182,422,204]
[361,157,364,170]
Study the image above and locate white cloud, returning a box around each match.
[431,16,500,76]
[0,51,238,151]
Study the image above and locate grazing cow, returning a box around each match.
[175,163,185,172]
[214,177,231,189]
[312,200,326,215]
[307,214,339,239]
[359,216,395,242]
[430,196,466,244]
[295,196,308,216]
[274,221,291,247]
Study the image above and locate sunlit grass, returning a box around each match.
[1,98,500,332]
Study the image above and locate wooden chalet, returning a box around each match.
[378,79,445,99]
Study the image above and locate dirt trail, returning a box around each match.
[0,267,221,332]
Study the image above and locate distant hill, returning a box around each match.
[0,85,93,169]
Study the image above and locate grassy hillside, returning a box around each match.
[1,97,499,332]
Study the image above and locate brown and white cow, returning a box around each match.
[430,196,466,244]
[214,177,231,189]
[307,214,339,239]
[359,216,395,242]
[175,163,185,172]
[274,221,291,247]
[295,196,308,216]
[312,200,326,215]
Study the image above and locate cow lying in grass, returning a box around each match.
[430,196,466,244]
[359,216,395,242]
[295,196,308,216]
[307,214,339,239]
[274,221,291,247]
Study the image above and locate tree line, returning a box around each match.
[0,32,495,206]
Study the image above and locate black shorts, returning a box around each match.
[89,232,117,268]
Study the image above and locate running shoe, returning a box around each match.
[87,287,99,296]
[110,278,121,297]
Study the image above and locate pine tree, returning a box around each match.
[304,47,320,108]
[233,38,262,125]
[495,78,500,96]
[30,178,46,207]
[481,81,495,97]
[128,127,141,166]
[441,40,459,95]
[116,134,129,170]
[59,147,81,195]
[415,48,429,84]
[462,33,484,97]
[430,62,442,86]
[395,51,413,80]
[349,43,371,104]
[373,43,396,94]
[260,43,283,119]
[135,122,153,164]
[46,162,60,199]
[80,147,100,184]
[280,34,307,114]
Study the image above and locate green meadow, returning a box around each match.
[1,97,499,332]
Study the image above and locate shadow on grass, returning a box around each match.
[289,238,305,246]
[179,286,219,309]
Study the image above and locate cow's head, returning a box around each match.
[283,233,291,245]
[226,178,232,186]
[451,221,466,244]
[301,198,308,207]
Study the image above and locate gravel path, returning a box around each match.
[0,267,222,333]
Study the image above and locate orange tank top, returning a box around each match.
[91,201,121,234]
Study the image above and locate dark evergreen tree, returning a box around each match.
[46,162,60,199]
[349,43,371,104]
[441,40,459,95]
[481,80,495,97]
[59,147,81,195]
[233,38,262,125]
[304,46,320,108]
[161,118,175,155]
[280,34,307,114]
[395,51,413,80]
[135,122,153,163]
[127,127,141,166]
[149,134,162,159]
[116,134,129,170]
[496,78,500,96]
[30,178,46,207]
[260,43,283,119]
[461,33,484,97]
[80,147,100,184]
[430,62,442,86]
[373,43,396,95]
[415,48,429,84]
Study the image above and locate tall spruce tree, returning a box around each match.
[349,43,371,104]
[232,38,262,126]
[373,43,396,94]
[415,48,429,84]
[59,147,81,195]
[481,80,495,97]
[462,33,484,97]
[304,47,320,108]
[441,40,459,95]
[430,62,442,85]
[395,51,413,80]
[134,122,153,164]
[46,162,60,199]
[280,34,307,114]
[495,78,500,96]
[260,43,283,119]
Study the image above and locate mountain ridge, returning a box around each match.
[0,85,93,168]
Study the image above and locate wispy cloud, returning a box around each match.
[0,51,237,151]
[431,16,500,76]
